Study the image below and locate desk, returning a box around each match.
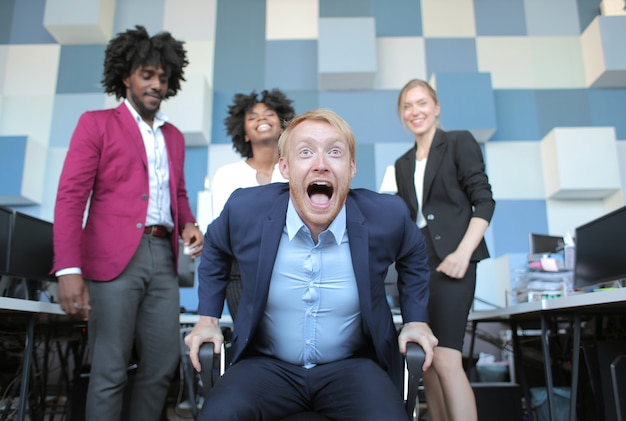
[468,288,626,421]
[0,297,65,421]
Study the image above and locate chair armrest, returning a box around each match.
[198,342,216,392]
[405,342,426,419]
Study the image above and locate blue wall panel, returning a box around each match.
[49,94,106,148]
[490,199,549,255]
[0,0,16,44]
[353,143,376,190]
[0,137,27,195]
[183,146,209,215]
[56,45,107,94]
[265,40,318,91]
[577,0,603,32]
[535,90,592,139]
[491,90,541,141]
[589,88,626,140]
[320,0,371,17]
[372,0,422,36]
[113,0,164,35]
[210,90,236,145]
[9,0,56,44]
[319,90,407,145]
[474,0,527,36]
[282,90,320,116]
[425,38,478,78]
[213,0,266,91]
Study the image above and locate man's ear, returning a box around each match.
[278,157,289,180]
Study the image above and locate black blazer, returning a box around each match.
[197,182,431,391]
[394,129,495,263]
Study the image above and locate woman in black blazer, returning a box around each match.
[394,79,495,421]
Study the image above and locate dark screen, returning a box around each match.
[9,211,55,281]
[0,206,13,273]
[529,233,564,254]
[574,206,626,290]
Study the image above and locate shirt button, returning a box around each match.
[136,223,143,229]
[305,339,311,345]
[141,194,148,200]
[427,214,434,220]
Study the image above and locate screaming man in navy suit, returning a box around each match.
[186,109,437,421]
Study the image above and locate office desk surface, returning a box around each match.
[469,287,626,321]
[0,296,65,315]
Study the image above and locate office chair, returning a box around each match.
[181,338,425,420]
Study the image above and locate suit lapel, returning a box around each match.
[345,195,373,326]
[423,129,445,201]
[252,190,289,318]
[116,103,148,169]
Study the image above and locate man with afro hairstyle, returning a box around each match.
[52,25,203,420]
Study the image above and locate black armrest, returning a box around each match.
[198,342,217,392]
[405,342,426,419]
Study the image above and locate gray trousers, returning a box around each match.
[86,235,180,421]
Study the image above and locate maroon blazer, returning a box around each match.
[52,103,196,281]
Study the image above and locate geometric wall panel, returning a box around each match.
[163,0,217,42]
[371,0,422,37]
[541,126,621,199]
[160,74,212,146]
[0,95,55,146]
[0,136,47,205]
[318,17,377,90]
[546,194,625,240]
[424,38,478,77]
[600,0,626,16]
[477,36,585,89]
[43,0,115,44]
[3,45,60,96]
[431,72,496,142]
[473,0,527,36]
[56,45,107,94]
[265,40,318,90]
[523,0,581,36]
[421,0,476,37]
[485,141,545,200]
[581,16,626,87]
[373,37,426,90]
[266,0,318,40]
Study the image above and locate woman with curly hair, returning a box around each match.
[210,89,295,319]
[52,25,202,421]
[211,89,296,217]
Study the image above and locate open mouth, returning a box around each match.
[307,182,334,205]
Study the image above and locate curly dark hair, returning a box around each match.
[225,89,296,159]
[101,25,188,100]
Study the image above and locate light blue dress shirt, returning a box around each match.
[254,200,365,368]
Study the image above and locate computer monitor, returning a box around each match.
[0,206,55,281]
[0,206,13,273]
[529,233,564,255]
[574,206,626,290]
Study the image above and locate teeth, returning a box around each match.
[257,124,271,131]
[312,181,328,186]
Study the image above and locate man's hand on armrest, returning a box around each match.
[398,322,439,371]
[183,316,223,372]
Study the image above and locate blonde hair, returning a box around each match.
[278,108,357,159]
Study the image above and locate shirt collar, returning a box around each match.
[286,199,346,245]
[124,99,167,129]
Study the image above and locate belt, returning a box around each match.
[144,225,170,238]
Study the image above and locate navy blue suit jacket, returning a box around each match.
[197,182,430,389]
